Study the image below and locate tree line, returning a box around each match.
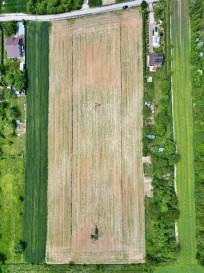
[27,0,83,14]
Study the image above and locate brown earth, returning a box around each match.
[46,9,145,264]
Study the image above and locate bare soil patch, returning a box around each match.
[102,0,115,6]
[46,9,144,264]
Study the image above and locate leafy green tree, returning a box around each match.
[141,0,148,10]
[2,21,17,37]
[5,119,16,129]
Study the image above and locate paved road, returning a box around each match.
[0,0,160,22]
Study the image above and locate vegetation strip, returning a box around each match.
[24,21,50,263]
[188,0,204,264]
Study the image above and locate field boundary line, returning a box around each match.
[71,33,74,236]
[120,20,124,245]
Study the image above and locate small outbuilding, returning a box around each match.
[20,63,24,71]
[147,135,156,139]
[159,147,164,152]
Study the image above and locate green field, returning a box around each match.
[24,21,50,263]
[0,0,26,13]
[155,0,198,271]
[155,0,204,272]
[171,0,197,268]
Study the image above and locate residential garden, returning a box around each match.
[0,21,26,265]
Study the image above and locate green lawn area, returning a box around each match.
[0,0,26,13]
[155,0,199,271]
[0,93,25,263]
[23,21,50,264]
[0,136,25,264]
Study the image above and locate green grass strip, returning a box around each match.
[171,0,197,268]
[24,21,50,264]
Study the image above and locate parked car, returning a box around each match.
[123,5,128,9]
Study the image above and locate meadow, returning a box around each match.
[0,0,26,13]
[24,21,50,264]
[46,9,145,264]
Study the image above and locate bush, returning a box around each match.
[12,241,25,255]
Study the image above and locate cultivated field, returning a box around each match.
[24,22,50,263]
[46,9,145,264]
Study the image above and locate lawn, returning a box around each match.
[0,134,25,264]
[24,21,50,264]
[0,91,25,263]
[171,0,197,267]
[0,0,26,13]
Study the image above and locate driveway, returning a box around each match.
[148,3,155,53]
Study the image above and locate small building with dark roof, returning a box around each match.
[4,38,22,58]
[148,53,163,67]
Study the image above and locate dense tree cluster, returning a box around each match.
[27,0,83,14]
[189,0,204,264]
[0,59,26,92]
[2,21,17,37]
